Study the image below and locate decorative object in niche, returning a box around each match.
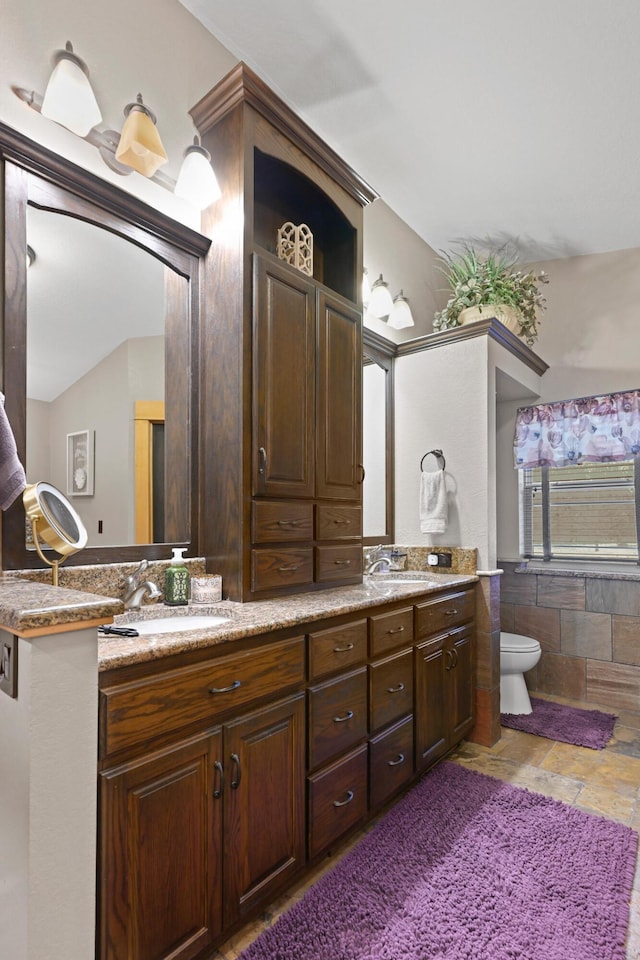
[66,430,94,496]
[432,244,548,346]
[277,221,313,276]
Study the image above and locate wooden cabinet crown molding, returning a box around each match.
[189,62,378,208]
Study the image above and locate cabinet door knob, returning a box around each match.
[258,446,268,475]
[387,682,405,694]
[209,679,241,694]
[333,789,354,808]
[333,709,354,723]
[387,753,405,767]
[213,760,224,799]
[333,642,354,653]
[230,752,242,790]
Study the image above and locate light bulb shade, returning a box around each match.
[388,292,415,329]
[115,95,167,177]
[362,268,371,307]
[368,274,394,318]
[41,42,102,137]
[175,139,221,209]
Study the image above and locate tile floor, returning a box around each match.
[210,693,640,960]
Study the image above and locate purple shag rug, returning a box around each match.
[239,762,638,960]
[501,697,617,749]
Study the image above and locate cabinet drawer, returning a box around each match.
[315,503,362,541]
[308,667,367,769]
[251,547,313,591]
[314,544,363,582]
[369,648,413,733]
[308,744,368,859]
[368,607,414,657]
[100,636,305,758]
[415,588,475,638]
[252,500,313,543]
[369,715,414,811]
[308,620,367,681]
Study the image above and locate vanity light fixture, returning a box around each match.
[40,42,102,137]
[115,93,167,178]
[13,42,221,210]
[174,137,221,209]
[368,273,394,318]
[388,290,415,329]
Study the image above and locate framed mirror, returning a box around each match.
[0,123,210,570]
[363,328,395,544]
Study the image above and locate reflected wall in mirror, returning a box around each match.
[1,122,210,570]
[362,328,395,544]
[27,207,170,548]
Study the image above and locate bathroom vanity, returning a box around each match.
[96,574,477,959]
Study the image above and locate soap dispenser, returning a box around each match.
[164,548,190,606]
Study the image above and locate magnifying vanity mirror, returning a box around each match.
[0,123,210,572]
[23,481,88,584]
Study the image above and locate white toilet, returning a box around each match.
[500,632,541,715]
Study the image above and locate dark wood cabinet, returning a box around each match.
[415,588,475,773]
[192,63,376,600]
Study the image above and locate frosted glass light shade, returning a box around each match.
[41,42,102,137]
[115,95,167,177]
[368,274,394,318]
[175,140,221,209]
[388,291,415,329]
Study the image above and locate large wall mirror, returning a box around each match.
[362,328,395,544]
[0,124,210,570]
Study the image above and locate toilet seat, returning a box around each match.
[500,632,540,654]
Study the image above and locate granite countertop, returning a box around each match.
[0,576,123,636]
[102,572,477,671]
[0,570,478,671]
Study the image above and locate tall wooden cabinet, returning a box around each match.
[190,63,376,600]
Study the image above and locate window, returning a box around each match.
[520,461,639,562]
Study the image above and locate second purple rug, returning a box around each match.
[239,762,637,960]
[501,696,617,749]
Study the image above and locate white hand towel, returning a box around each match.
[419,469,448,534]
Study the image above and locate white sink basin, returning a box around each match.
[123,615,231,635]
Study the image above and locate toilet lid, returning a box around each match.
[501,632,541,654]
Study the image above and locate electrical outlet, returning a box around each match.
[436,552,452,568]
[0,633,18,698]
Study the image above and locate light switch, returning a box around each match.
[0,634,18,698]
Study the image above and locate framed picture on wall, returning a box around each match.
[67,430,94,496]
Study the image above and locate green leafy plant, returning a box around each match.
[433,245,549,345]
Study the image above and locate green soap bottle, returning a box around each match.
[165,548,190,605]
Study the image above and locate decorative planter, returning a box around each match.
[459,303,521,334]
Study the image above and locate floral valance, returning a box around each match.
[513,389,640,469]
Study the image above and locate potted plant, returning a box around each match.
[432,245,549,346]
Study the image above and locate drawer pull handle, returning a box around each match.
[333,642,355,653]
[333,518,351,525]
[387,682,405,694]
[333,789,354,808]
[278,518,303,527]
[278,564,300,572]
[258,446,267,475]
[334,558,352,566]
[209,679,241,694]
[387,626,405,635]
[333,710,354,723]
[451,648,459,668]
[213,760,224,799]
[444,608,458,616]
[230,753,241,790]
[444,650,454,671]
[387,753,405,767]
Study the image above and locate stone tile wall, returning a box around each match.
[500,561,640,713]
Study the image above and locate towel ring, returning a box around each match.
[420,449,446,472]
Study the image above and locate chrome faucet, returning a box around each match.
[366,557,392,574]
[123,560,162,610]
[364,545,394,575]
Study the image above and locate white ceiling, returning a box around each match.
[180,0,640,262]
